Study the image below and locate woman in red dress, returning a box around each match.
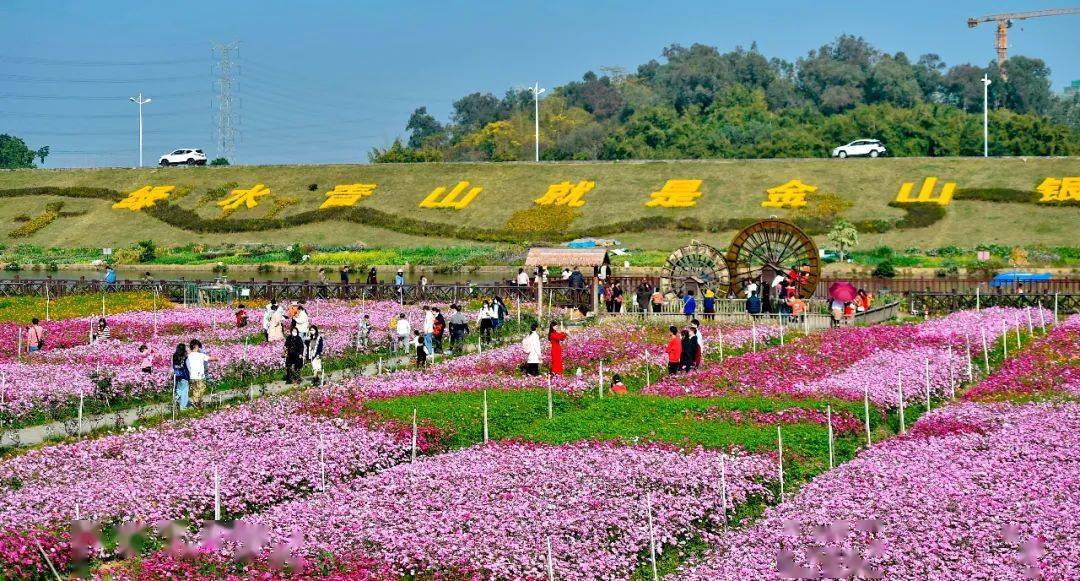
[548,322,568,375]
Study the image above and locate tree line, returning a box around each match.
[372,35,1080,162]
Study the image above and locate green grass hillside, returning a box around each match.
[0,157,1076,251]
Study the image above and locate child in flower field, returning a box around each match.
[92,318,110,343]
[138,344,153,374]
[610,373,628,395]
[235,304,249,328]
[357,315,372,350]
[307,326,324,386]
[413,330,427,367]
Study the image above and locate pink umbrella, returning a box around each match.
[829,281,858,302]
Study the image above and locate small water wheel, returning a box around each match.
[726,219,820,299]
[660,240,730,296]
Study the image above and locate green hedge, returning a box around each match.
[954,187,1080,207]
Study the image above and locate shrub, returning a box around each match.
[308,183,319,192]
[7,203,63,238]
[209,157,229,166]
[872,261,896,278]
[889,202,946,230]
[12,214,30,222]
[287,242,306,265]
[135,240,157,263]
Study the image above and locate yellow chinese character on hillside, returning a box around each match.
[762,180,814,208]
[320,183,376,209]
[217,184,271,211]
[535,181,595,207]
[894,177,954,205]
[645,179,702,208]
[1036,177,1080,202]
[419,181,482,210]
[112,185,175,211]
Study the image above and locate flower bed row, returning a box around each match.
[675,401,1080,579]
[238,441,776,580]
[964,314,1079,400]
[0,398,421,577]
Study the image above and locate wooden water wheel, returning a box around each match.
[726,219,820,299]
[660,240,729,296]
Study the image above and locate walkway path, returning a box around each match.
[1,340,497,449]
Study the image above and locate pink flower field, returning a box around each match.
[675,402,1080,580]
[252,441,777,580]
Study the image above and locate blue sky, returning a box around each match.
[2,1,1078,167]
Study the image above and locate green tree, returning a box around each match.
[209,157,230,166]
[827,218,859,261]
[0,134,49,169]
[405,106,444,148]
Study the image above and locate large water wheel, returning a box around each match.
[660,240,729,296]
[726,218,820,299]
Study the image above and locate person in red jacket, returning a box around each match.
[665,325,682,374]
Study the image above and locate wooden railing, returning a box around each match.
[908,292,1078,316]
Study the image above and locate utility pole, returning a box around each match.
[129,93,151,167]
[981,74,991,157]
[212,41,240,163]
[531,82,545,162]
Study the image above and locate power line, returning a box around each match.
[211,42,240,161]
[0,91,210,101]
[0,109,206,119]
[0,73,206,84]
[0,54,207,66]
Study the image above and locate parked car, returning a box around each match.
[819,249,842,264]
[159,148,207,166]
[831,139,887,158]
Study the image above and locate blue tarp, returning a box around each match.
[567,240,597,248]
[991,271,1053,287]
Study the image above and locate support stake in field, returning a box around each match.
[482,389,489,444]
[213,465,222,521]
[924,357,931,412]
[980,328,990,374]
[827,404,834,470]
[1038,301,1047,332]
[777,426,785,500]
[1001,320,1008,359]
[546,536,555,581]
[77,390,84,435]
[1026,308,1033,335]
[897,370,905,434]
[719,454,729,527]
[645,492,659,581]
[411,408,418,462]
[546,376,553,420]
[1014,318,1021,348]
[598,361,604,398]
[717,328,724,363]
[863,384,872,447]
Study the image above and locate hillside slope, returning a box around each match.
[0,157,1076,250]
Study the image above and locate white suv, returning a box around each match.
[159,148,207,166]
[831,139,887,158]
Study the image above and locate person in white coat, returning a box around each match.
[521,322,542,376]
[422,305,436,355]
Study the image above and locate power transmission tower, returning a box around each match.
[211,42,240,162]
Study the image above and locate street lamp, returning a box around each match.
[129,92,151,167]
[530,82,545,162]
[981,74,991,157]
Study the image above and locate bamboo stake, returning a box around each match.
[719,454,729,526]
[827,404,834,469]
[924,358,932,412]
[482,390,489,444]
[598,362,604,399]
[1014,318,1021,348]
[1026,308,1033,335]
[980,328,990,374]
[965,336,974,382]
[77,390,84,435]
[646,492,659,581]
[1001,320,1008,359]
[718,328,724,363]
[33,539,63,581]
[411,408,418,462]
[777,426,785,500]
[546,536,554,581]
[546,375,553,420]
[213,465,221,521]
[897,370,905,434]
[864,384,872,447]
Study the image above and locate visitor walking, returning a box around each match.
[356,314,372,350]
[266,303,285,342]
[26,318,45,352]
[339,265,351,286]
[746,290,763,315]
[395,313,412,354]
[307,325,324,385]
[702,288,716,320]
[680,328,698,372]
[691,319,704,368]
[284,325,306,384]
[636,283,652,314]
[103,266,116,285]
[422,305,436,356]
[493,296,508,332]
[413,330,427,367]
[448,305,468,353]
[609,281,624,313]
[522,323,542,376]
[651,288,664,313]
[433,307,446,353]
[293,303,310,339]
[682,290,697,319]
[186,339,213,407]
[516,268,530,286]
[548,322,567,375]
[367,267,378,285]
[665,326,682,374]
[172,343,190,410]
[478,300,494,343]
